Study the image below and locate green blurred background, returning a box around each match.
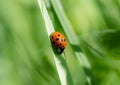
[0,0,120,85]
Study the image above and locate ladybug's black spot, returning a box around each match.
[61,39,63,42]
[58,34,60,37]
[56,38,59,41]
[64,39,66,41]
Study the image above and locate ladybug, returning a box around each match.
[50,32,66,54]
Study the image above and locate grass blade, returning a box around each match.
[37,0,54,35]
[37,0,74,85]
[50,0,94,84]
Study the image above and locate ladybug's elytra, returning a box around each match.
[50,32,66,54]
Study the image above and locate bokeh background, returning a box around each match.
[0,0,120,85]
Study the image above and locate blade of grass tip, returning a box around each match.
[50,0,94,84]
[37,0,74,85]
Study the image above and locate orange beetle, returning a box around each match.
[50,32,66,54]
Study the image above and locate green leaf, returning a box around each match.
[49,0,95,84]
[37,0,74,85]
